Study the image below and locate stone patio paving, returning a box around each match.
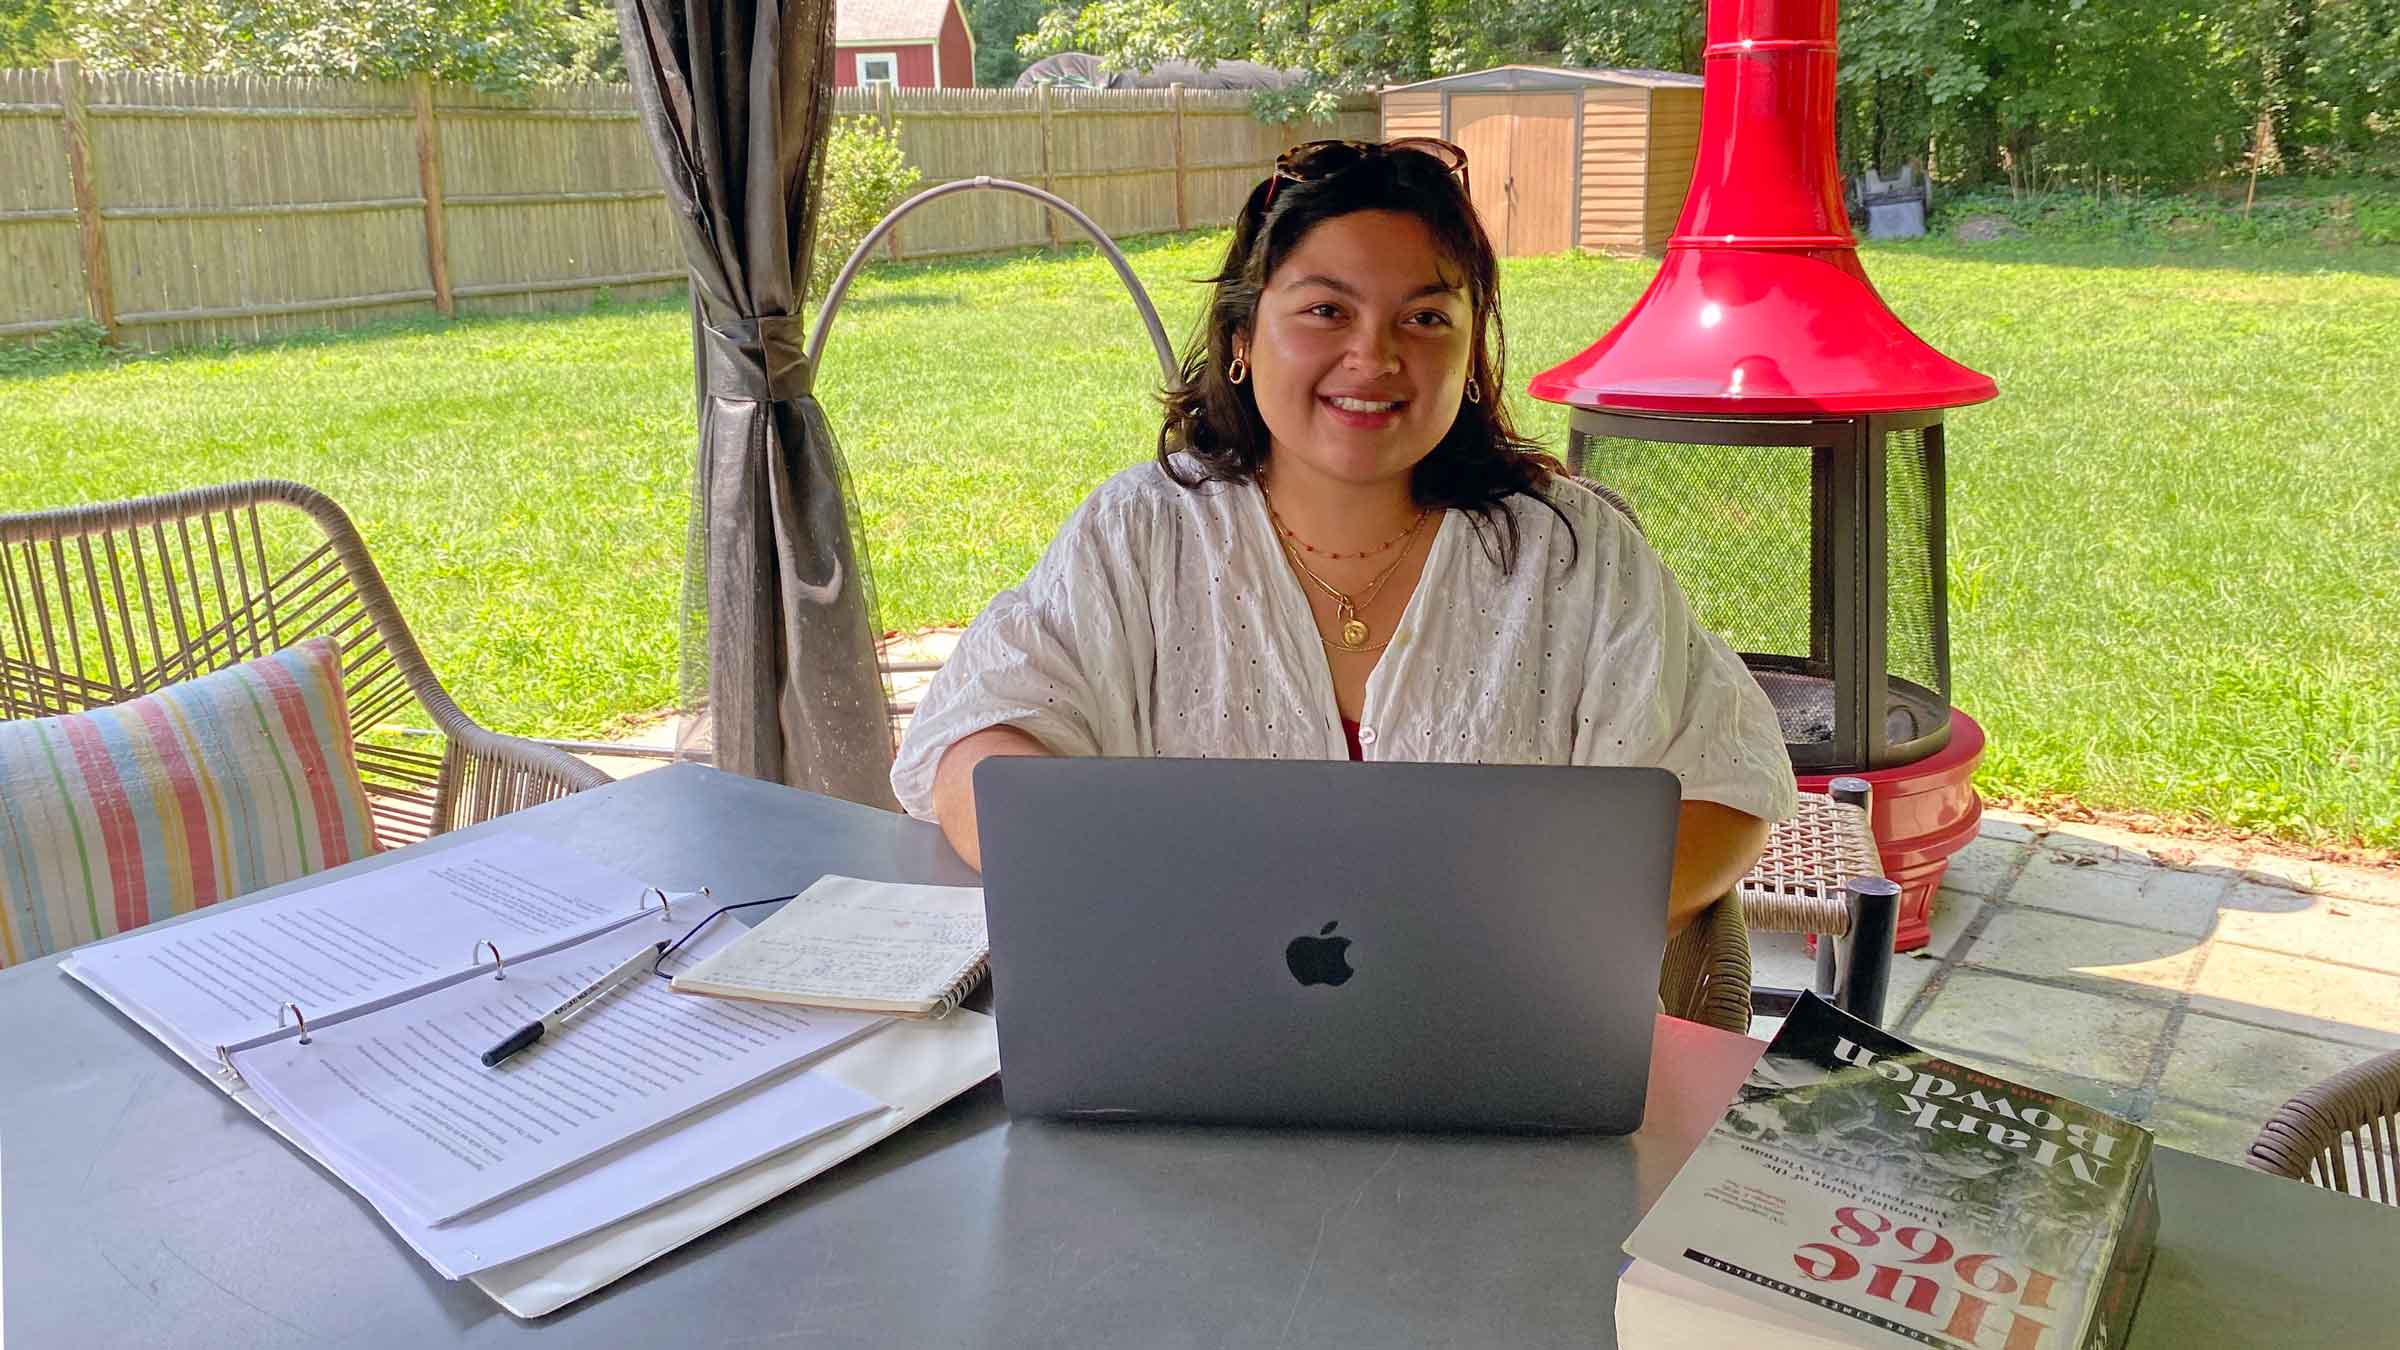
[1752,813,2400,1167]
[584,629,2400,1170]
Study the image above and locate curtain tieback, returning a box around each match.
[701,314,813,402]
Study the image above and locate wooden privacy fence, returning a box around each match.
[0,63,683,351]
[0,65,1374,351]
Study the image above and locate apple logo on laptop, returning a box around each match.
[1285,921,1355,987]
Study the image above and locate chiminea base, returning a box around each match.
[1796,709,1985,953]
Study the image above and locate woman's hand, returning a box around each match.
[1668,800,1772,936]
[929,725,1056,871]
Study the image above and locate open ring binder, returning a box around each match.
[206,882,733,1088]
[643,885,708,922]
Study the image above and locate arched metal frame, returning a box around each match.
[806,177,1179,382]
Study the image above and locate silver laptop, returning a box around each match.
[972,757,1679,1133]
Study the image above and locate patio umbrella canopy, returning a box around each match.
[616,0,898,807]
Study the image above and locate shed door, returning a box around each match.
[1448,94,1578,256]
[1506,95,1579,255]
[1450,95,1518,252]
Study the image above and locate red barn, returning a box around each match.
[834,0,978,90]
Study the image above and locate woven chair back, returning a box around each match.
[2,481,545,846]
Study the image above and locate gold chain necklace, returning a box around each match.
[1262,488,1425,561]
[1272,508,1430,653]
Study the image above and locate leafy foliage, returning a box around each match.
[1927,183,2400,247]
[1025,0,2397,188]
[549,0,623,83]
[0,0,68,67]
[964,0,1045,87]
[809,120,922,303]
[0,319,110,375]
[60,0,568,90]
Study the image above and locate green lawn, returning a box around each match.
[5,233,2397,847]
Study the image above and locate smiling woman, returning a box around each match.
[891,138,1795,937]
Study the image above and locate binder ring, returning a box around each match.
[278,1002,312,1045]
[474,939,506,979]
[643,885,709,922]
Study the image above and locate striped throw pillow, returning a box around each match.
[0,637,379,968]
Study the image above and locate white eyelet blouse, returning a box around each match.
[890,457,1798,827]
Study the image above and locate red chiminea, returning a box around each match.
[1530,0,1992,951]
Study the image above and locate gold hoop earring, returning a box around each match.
[1227,355,1249,385]
[1465,377,1482,405]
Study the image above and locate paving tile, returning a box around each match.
[2156,1012,2384,1126]
[2188,945,2400,1051]
[2231,853,2400,906]
[2301,863,2400,910]
[1962,909,2202,1001]
[2213,884,2400,974]
[1977,814,2048,847]
[1749,930,1816,992]
[1881,949,1941,1023]
[1910,969,2171,1085]
[2002,857,2230,937]
[2142,1097,2261,1167]
[1936,837,2026,899]
[1921,894,1985,961]
[2040,824,2153,865]
[2235,853,2339,893]
[2152,839,2254,874]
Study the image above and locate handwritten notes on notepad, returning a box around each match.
[669,876,987,1018]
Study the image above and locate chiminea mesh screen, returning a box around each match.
[1578,438,1820,665]
[1576,417,1952,771]
[1883,427,1948,741]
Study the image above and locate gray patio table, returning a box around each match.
[6,762,2395,1348]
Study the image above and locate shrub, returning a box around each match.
[0,318,113,376]
[1927,185,2359,249]
[810,122,921,303]
[2356,192,2400,247]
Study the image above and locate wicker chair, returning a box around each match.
[1,481,609,850]
[2246,1050,2400,1204]
[1659,894,1754,1033]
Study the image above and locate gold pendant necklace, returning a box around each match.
[1275,513,1429,653]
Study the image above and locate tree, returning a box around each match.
[965,0,1045,87]
[0,0,69,67]
[551,0,624,83]
[1023,0,1611,120]
[58,0,566,90]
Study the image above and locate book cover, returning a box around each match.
[1624,994,2159,1350]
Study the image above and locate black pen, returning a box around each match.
[480,941,668,1067]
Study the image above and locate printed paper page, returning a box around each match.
[354,1062,885,1277]
[232,920,886,1224]
[671,875,985,1005]
[66,832,659,1058]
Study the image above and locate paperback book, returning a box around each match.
[1622,994,2158,1349]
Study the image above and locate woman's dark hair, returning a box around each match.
[1155,144,1571,572]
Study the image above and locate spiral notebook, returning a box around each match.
[669,875,988,1019]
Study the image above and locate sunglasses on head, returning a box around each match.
[1260,138,1472,214]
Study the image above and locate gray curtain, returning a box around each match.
[617,0,898,807]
